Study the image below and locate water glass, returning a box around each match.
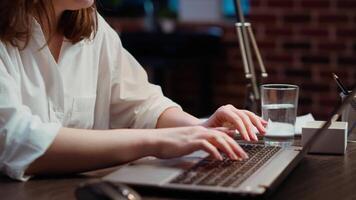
[261,84,299,146]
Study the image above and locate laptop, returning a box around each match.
[103,88,356,197]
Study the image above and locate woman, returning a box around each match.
[0,0,266,181]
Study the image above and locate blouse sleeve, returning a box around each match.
[100,17,181,129]
[0,58,61,181]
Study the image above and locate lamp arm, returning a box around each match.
[234,0,260,99]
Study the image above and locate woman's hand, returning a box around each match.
[201,105,267,142]
[152,126,249,161]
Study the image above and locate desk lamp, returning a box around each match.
[233,0,268,113]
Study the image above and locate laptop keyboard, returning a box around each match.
[170,144,281,188]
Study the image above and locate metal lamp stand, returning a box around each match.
[233,0,268,114]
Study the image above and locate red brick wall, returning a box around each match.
[106,0,356,119]
[217,0,356,119]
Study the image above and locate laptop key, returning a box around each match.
[171,144,280,187]
[170,144,281,188]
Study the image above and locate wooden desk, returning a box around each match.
[1,136,356,200]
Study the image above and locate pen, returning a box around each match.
[332,73,349,95]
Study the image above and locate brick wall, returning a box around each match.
[106,0,356,119]
[217,0,356,119]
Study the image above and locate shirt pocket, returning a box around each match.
[67,96,96,129]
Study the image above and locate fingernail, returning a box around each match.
[253,134,258,141]
[250,133,257,141]
[232,154,238,160]
[243,153,249,159]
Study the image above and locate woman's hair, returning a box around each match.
[0,0,98,48]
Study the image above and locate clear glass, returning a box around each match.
[261,84,299,147]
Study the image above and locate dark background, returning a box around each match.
[99,0,356,119]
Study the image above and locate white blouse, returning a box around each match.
[0,15,180,181]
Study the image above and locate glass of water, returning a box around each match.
[261,84,299,147]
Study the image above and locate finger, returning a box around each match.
[243,110,266,135]
[221,133,249,159]
[212,127,230,132]
[208,132,238,160]
[220,109,251,141]
[211,127,236,138]
[232,110,258,141]
[248,112,268,125]
[261,119,268,125]
[259,116,268,126]
[196,140,223,161]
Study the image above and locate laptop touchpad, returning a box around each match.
[104,150,208,185]
[104,164,182,185]
[104,153,206,185]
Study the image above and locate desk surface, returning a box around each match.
[1,136,356,200]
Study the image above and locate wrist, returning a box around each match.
[142,128,176,158]
[199,118,210,127]
[139,131,162,157]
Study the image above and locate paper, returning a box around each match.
[265,120,295,137]
[295,113,315,135]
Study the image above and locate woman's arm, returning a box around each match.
[156,107,201,128]
[26,127,157,175]
[26,125,248,176]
